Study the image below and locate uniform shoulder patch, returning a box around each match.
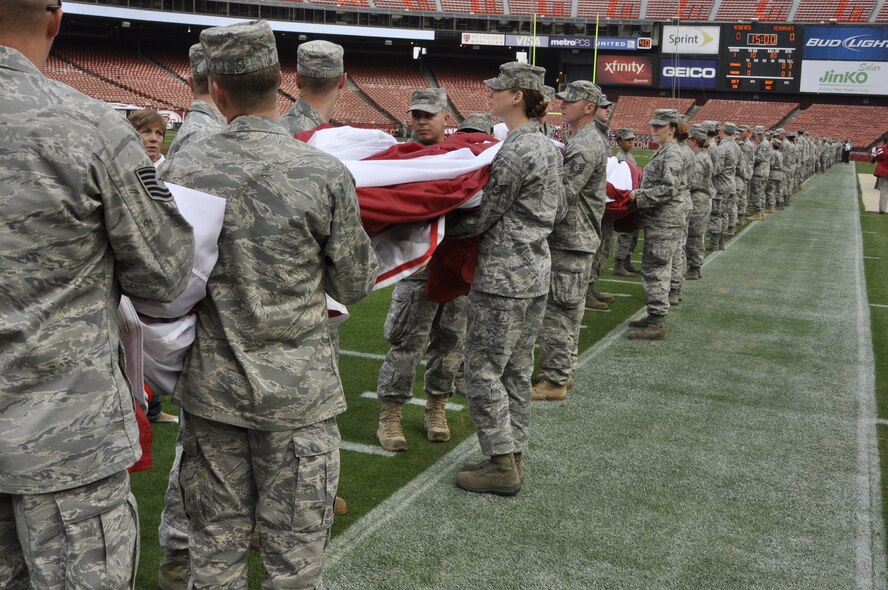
[136,166,173,202]
[566,154,587,176]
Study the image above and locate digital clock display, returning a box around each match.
[747,33,778,46]
[720,23,802,93]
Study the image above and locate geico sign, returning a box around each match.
[662,66,716,79]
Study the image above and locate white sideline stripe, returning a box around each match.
[329,207,765,564]
[870,304,888,309]
[587,308,612,313]
[599,278,640,285]
[850,165,887,588]
[340,441,397,457]
[340,349,426,366]
[359,391,464,411]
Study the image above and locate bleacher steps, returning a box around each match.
[872,0,887,22]
[344,75,399,124]
[51,52,175,110]
[143,54,186,84]
[709,0,725,20]
[775,106,801,130]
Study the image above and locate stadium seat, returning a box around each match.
[794,0,875,21]
[643,0,714,20]
[440,0,504,14]
[715,0,791,21]
[608,96,694,134]
[690,99,798,131]
[576,0,640,18]
[786,104,888,149]
[509,0,571,16]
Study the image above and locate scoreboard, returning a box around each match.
[720,23,802,93]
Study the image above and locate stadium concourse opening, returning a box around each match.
[42,7,888,589]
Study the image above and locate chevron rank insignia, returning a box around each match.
[136,166,173,201]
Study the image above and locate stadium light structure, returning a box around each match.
[516,51,528,64]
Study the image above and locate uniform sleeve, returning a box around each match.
[636,150,682,210]
[323,165,379,305]
[561,141,596,221]
[87,111,194,303]
[446,148,523,239]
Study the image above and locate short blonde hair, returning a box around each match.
[127,109,167,133]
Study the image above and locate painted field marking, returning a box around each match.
[360,391,464,412]
[869,304,888,309]
[863,231,877,234]
[864,256,881,260]
[341,350,426,366]
[586,308,612,313]
[876,419,888,427]
[340,441,397,457]
[610,293,633,298]
[599,278,640,285]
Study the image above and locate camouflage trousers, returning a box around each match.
[539,249,595,386]
[767,178,783,207]
[749,176,768,213]
[180,413,339,589]
[589,217,614,287]
[670,207,693,293]
[708,196,724,236]
[613,230,639,265]
[377,277,468,403]
[0,471,138,590]
[685,200,712,272]
[735,177,749,220]
[158,412,189,554]
[464,290,547,457]
[641,226,684,317]
[721,190,737,232]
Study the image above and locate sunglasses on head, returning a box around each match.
[46,0,61,12]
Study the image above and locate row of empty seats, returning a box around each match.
[794,0,876,22]
[608,96,695,133]
[690,99,797,131]
[786,104,888,147]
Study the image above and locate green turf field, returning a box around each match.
[131,156,888,588]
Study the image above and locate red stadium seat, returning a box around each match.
[794,0,876,21]
[644,0,714,20]
[608,96,695,134]
[715,0,791,21]
[787,104,888,149]
[690,99,797,131]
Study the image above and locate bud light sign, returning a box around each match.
[803,26,888,61]
[659,58,718,90]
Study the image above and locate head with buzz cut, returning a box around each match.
[0,0,63,70]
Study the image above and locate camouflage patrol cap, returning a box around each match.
[484,61,546,92]
[407,88,448,114]
[798,128,806,134]
[676,114,689,126]
[737,124,750,132]
[598,94,614,108]
[617,128,635,140]
[297,40,344,79]
[754,125,765,135]
[786,131,797,138]
[188,44,208,77]
[772,138,783,146]
[649,109,678,126]
[774,127,786,135]
[458,112,493,135]
[703,120,719,135]
[542,86,556,102]
[689,125,707,142]
[555,80,602,104]
[723,122,737,135]
[201,20,278,75]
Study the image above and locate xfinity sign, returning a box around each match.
[803,26,888,61]
[659,58,718,90]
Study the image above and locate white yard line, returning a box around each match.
[340,349,426,366]
[870,304,888,309]
[598,278,641,285]
[339,441,398,457]
[359,391,464,411]
[864,256,882,260]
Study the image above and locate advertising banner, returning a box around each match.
[803,26,888,62]
[461,32,505,47]
[596,55,655,86]
[661,25,721,55]
[505,34,549,48]
[800,60,888,95]
[659,58,718,90]
[550,36,646,51]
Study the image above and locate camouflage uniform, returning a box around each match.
[538,82,607,387]
[669,137,695,295]
[378,88,468,406]
[281,98,325,136]
[737,128,754,220]
[686,129,714,274]
[161,21,377,588]
[750,130,771,214]
[281,40,343,137]
[588,117,614,289]
[613,139,639,267]
[768,139,785,208]
[167,45,225,160]
[719,126,742,234]
[0,45,194,588]
[779,132,796,204]
[635,113,687,319]
[447,71,564,457]
[706,122,726,245]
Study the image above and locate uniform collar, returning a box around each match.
[0,45,42,76]
[190,99,225,123]
[506,120,541,140]
[294,99,324,125]
[226,115,290,135]
[594,119,609,136]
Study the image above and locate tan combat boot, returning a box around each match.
[628,314,653,328]
[531,378,567,401]
[668,291,681,306]
[456,453,521,495]
[424,393,451,442]
[462,452,524,482]
[158,549,189,590]
[585,293,609,310]
[767,205,777,213]
[377,400,407,451]
[591,290,615,303]
[334,496,348,516]
[624,259,641,275]
[748,212,765,221]
[612,260,633,277]
[628,315,666,340]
